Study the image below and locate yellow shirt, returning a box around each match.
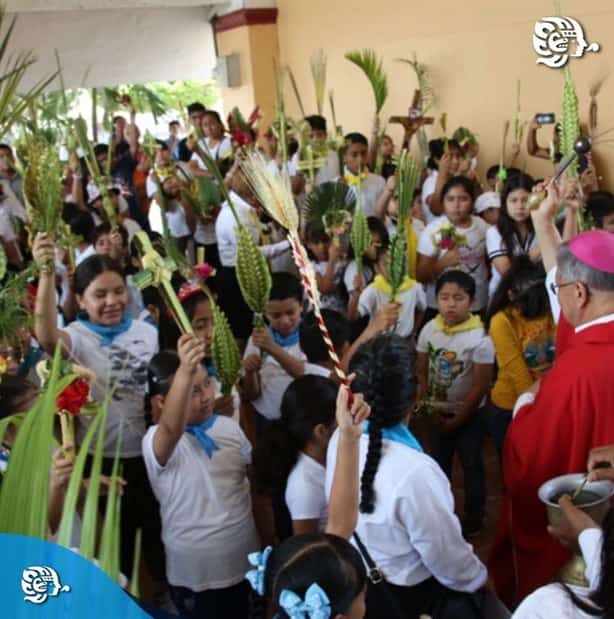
[489,307,556,410]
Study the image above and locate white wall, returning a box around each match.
[7,6,218,89]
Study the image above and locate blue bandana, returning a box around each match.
[204,359,217,378]
[186,415,219,458]
[269,327,300,348]
[77,311,133,347]
[363,421,423,453]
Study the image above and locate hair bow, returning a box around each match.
[245,546,272,596]
[279,583,331,619]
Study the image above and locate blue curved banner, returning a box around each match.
[0,534,153,618]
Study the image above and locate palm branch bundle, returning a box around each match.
[350,185,371,277]
[560,65,581,178]
[345,50,388,114]
[310,49,327,116]
[210,300,242,397]
[496,121,511,191]
[22,135,63,239]
[304,181,355,241]
[396,150,421,231]
[0,268,33,364]
[387,234,408,302]
[240,151,350,387]
[227,106,260,148]
[180,176,223,219]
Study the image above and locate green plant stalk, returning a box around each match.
[387,234,408,302]
[129,529,142,597]
[98,436,122,581]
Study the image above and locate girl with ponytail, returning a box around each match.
[325,334,488,619]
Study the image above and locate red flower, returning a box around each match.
[193,262,216,281]
[57,378,90,415]
[440,238,454,250]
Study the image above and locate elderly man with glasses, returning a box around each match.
[490,178,614,606]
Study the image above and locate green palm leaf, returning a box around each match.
[310,49,327,116]
[304,181,356,232]
[345,49,388,113]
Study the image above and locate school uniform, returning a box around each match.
[421,170,439,224]
[341,168,386,217]
[486,225,537,301]
[216,191,290,338]
[512,528,602,619]
[148,198,191,252]
[325,428,487,617]
[190,136,233,172]
[285,453,327,531]
[142,414,258,618]
[358,276,427,338]
[417,215,489,312]
[242,333,306,422]
[417,315,495,521]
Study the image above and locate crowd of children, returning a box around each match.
[2,94,614,619]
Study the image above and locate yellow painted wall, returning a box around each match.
[217,22,280,130]
[276,0,613,187]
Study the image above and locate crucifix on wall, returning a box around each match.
[389,89,434,148]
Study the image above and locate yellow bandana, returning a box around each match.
[372,274,417,298]
[344,170,369,186]
[434,313,483,335]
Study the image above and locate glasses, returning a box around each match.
[549,280,577,296]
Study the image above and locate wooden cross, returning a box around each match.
[132,231,194,334]
[389,90,434,148]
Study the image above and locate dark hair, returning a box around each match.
[145,351,180,426]
[93,143,109,158]
[0,143,12,154]
[486,164,499,180]
[497,172,535,256]
[158,287,210,351]
[344,132,368,147]
[305,115,327,133]
[264,534,366,617]
[204,110,224,127]
[586,191,614,229]
[441,175,476,203]
[305,222,330,246]
[0,375,35,419]
[93,222,129,249]
[435,269,476,299]
[73,254,125,296]
[169,120,180,127]
[141,286,164,316]
[300,310,349,363]
[155,139,169,151]
[486,256,548,329]
[350,335,417,513]
[426,138,462,170]
[253,376,337,496]
[187,102,206,115]
[269,272,303,303]
[69,212,96,245]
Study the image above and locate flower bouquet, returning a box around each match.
[433,221,466,252]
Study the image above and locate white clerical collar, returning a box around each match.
[575,313,614,333]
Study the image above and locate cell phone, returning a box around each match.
[535,113,556,125]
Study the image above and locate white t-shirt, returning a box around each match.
[121,217,142,244]
[343,172,386,217]
[417,215,489,310]
[344,261,374,295]
[142,415,258,591]
[312,260,346,315]
[75,244,96,266]
[486,226,537,300]
[421,170,439,225]
[0,205,16,242]
[285,452,327,531]
[64,319,158,457]
[243,336,306,420]
[148,199,191,238]
[358,282,427,337]
[191,136,233,170]
[385,217,425,241]
[325,430,487,590]
[512,528,603,619]
[417,318,495,411]
[291,150,340,186]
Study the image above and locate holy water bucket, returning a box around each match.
[538,473,614,587]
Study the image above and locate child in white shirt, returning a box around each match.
[342,132,386,217]
[417,270,494,537]
[242,273,306,429]
[143,337,258,618]
[358,248,427,339]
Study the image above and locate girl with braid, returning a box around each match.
[325,334,487,619]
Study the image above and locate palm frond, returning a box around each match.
[286,66,306,119]
[396,54,435,113]
[0,268,33,351]
[345,49,388,114]
[304,181,356,232]
[310,49,327,116]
